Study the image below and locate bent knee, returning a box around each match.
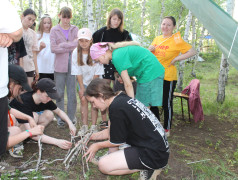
[42,110,54,121]
[98,158,110,174]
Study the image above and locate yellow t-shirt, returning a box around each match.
[151,32,192,81]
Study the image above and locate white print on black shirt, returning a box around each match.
[127,99,169,148]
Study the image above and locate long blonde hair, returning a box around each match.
[77,42,93,66]
[38,14,52,40]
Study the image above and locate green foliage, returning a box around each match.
[190,160,237,179]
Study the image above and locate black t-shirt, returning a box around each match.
[8,37,27,65]
[109,93,169,169]
[9,91,57,123]
[93,26,132,43]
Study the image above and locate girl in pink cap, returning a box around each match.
[71,28,104,136]
[90,42,165,116]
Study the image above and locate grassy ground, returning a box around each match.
[1,52,238,180]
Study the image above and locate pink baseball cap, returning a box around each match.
[77,28,92,40]
[90,42,109,60]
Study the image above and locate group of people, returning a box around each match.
[1,0,196,179]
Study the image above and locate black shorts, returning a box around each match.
[26,71,34,77]
[124,147,150,170]
[102,61,115,80]
[39,73,54,81]
[0,96,9,156]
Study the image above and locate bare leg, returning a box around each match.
[36,110,54,127]
[27,77,33,87]
[98,150,139,175]
[80,96,88,125]
[91,104,98,125]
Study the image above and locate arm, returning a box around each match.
[170,48,197,66]
[33,51,39,80]
[10,108,37,128]
[53,107,76,136]
[84,140,120,162]
[59,39,78,50]
[7,125,44,148]
[90,128,110,141]
[77,75,85,99]
[8,28,23,43]
[120,70,134,98]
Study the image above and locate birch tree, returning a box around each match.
[158,0,165,35]
[87,0,95,32]
[176,5,184,32]
[141,0,146,37]
[29,0,33,8]
[191,16,197,77]
[95,0,102,30]
[177,10,192,92]
[45,0,48,13]
[123,0,127,20]
[217,0,234,103]
[38,0,42,18]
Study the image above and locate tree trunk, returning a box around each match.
[38,0,42,18]
[87,0,95,32]
[45,0,48,13]
[82,0,87,27]
[191,16,197,77]
[29,0,33,8]
[95,0,102,30]
[20,0,24,11]
[141,0,146,37]
[217,54,228,103]
[57,0,61,13]
[176,5,184,32]
[217,0,234,103]
[123,0,127,21]
[158,0,165,35]
[177,10,192,92]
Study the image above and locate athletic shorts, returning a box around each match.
[26,71,34,77]
[124,147,150,170]
[136,73,164,107]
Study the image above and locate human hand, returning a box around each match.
[29,125,44,136]
[69,123,76,136]
[35,69,39,80]
[79,88,85,99]
[40,41,46,50]
[56,139,72,149]
[83,143,99,162]
[0,33,13,47]
[169,58,177,67]
[148,45,155,52]
[28,117,37,128]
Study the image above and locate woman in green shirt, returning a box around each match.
[90,42,165,110]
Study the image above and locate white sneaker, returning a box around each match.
[72,117,77,125]
[9,143,24,158]
[77,125,88,136]
[90,125,98,133]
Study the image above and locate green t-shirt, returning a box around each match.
[112,46,165,83]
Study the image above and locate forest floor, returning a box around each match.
[1,111,238,180]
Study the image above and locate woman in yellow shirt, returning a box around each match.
[149,16,197,136]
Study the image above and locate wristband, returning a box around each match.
[26,130,33,137]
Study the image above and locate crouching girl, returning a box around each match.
[83,79,169,180]
[9,78,76,149]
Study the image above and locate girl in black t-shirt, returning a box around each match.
[83,79,169,179]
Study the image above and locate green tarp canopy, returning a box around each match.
[181,0,238,70]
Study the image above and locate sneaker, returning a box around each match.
[0,162,15,173]
[140,169,162,180]
[53,117,57,121]
[139,170,148,180]
[164,129,170,137]
[77,125,88,136]
[99,121,108,129]
[72,117,77,125]
[9,143,24,158]
[57,123,65,129]
[90,125,98,133]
